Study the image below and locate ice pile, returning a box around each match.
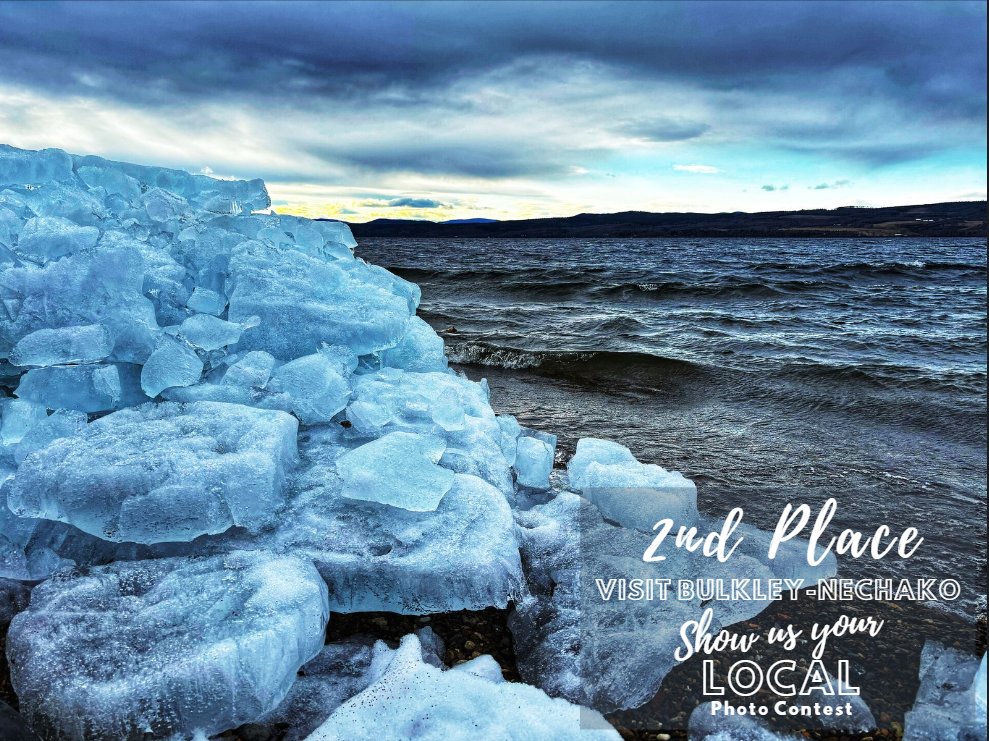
[303,632,620,741]
[0,144,523,610]
[0,143,851,738]
[508,438,838,713]
[6,552,329,741]
[903,641,987,741]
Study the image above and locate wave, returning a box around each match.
[446,340,987,398]
[388,264,986,302]
[446,342,707,388]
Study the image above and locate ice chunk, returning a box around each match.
[142,186,192,223]
[343,370,510,496]
[75,164,142,198]
[141,335,203,397]
[15,362,145,412]
[273,430,521,614]
[337,432,454,511]
[0,398,48,447]
[903,641,987,741]
[304,633,620,741]
[7,401,298,544]
[178,313,254,351]
[346,368,475,437]
[16,216,100,262]
[568,438,637,481]
[268,348,352,425]
[727,519,838,586]
[497,414,522,466]
[689,701,795,740]
[186,287,227,315]
[514,435,554,489]
[9,324,114,367]
[6,551,328,741]
[223,350,277,388]
[226,239,413,358]
[380,316,448,373]
[0,145,73,186]
[568,437,698,529]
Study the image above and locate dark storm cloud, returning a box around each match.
[0,1,984,175]
[1,1,983,114]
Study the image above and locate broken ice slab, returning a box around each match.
[514,435,554,490]
[380,316,448,373]
[140,335,203,398]
[903,641,987,741]
[15,363,146,412]
[726,518,838,586]
[7,401,298,544]
[177,313,255,351]
[15,216,100,262]
[73,151,272,213]
[345,367,514,497]
[303,633,621,741]
[8,324,114,367]
[567,437,699,530]
[267,348,353,425]
[508,486,825,714]
[6,551,328,741]
[0,398,49,448]
[223,350,277,388]
[186,286,227,315]
[337,432,455,511]
[273,429,521,614]
[497,414,522,467]
[226,239,414,358]
[797,670,875,732]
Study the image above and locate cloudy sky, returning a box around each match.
[0,1,985,221]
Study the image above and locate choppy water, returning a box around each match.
[356,237,988,618]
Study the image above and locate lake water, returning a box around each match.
[356,237,988,618]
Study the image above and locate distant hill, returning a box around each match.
[340,201,986,238]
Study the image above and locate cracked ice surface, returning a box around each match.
[5,551,328,741]
[264,424,524,614]
[7,401,298,544]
